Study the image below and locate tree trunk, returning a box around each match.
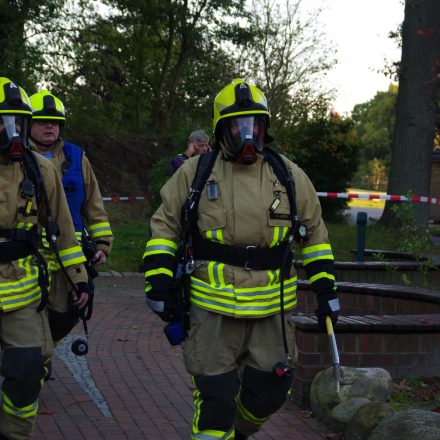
[381,0,440,228]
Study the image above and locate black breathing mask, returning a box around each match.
[0,114,29,162]
[222,115,266,165]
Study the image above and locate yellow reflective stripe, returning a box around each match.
[89,222,113,239]
[193,430,232,439]
[58,246,86,266]
[143,238,178,258]
[192,276,297,297]
[145,268,173,278]
[16,222,33,230]
[309,271,336,284]
[0,258,38,294]
[301,243,334,265]
[190,277,297,316]
[2,391,38,419]
[207,262,225,287]
[270,226,288,247]
[145,282,152,293]
[205,229,224,243]
[192,387,202,436]
[237,397,269,426]
[75,231,82,241]
[267,269,280,285]
[192,385,233,439]
[0,285,41,312]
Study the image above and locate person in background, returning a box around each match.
[143,78,339,439]
[28,89,113,378]
[168,129,211,174]
[0,76,89,439]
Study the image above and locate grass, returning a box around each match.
[388,377,440,412]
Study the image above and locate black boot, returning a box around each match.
[235,431,248,440]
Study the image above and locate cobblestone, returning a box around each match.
[34,276,331,439]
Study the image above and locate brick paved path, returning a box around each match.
[33,275,331,439]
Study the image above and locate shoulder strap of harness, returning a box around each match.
[184,149,220,231]
[262,148,309,244]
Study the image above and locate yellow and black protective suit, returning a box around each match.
[143,78,338,440]
[29,137,113,345]
[0,151,89,439]
[0,76,89,440]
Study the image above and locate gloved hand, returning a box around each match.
[69,282,90,319]
[146,289,181,322]
[316,291,340,333]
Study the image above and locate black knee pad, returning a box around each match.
[0,347,44,407]
[239,365,293,418]
[48,308,79,342]
[194,369,240,432]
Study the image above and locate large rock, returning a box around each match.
[368,409,440,440]
[329,397,370,431]
[345,401,394,440]
[310,367,393,425]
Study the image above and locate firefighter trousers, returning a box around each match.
[183,307,297,439]
[0,301,53,440]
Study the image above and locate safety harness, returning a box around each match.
[186,148,308,268]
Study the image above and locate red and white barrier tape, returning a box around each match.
[102,192,439,205]
[316,192,439,205]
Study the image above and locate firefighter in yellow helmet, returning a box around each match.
[143,78,339,439]
[0,77,89,439]
[28,90,113,378]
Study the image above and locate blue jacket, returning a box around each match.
[62,142,86,232]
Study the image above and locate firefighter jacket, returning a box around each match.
[144,151,336,319]
[29,138,113,268]
[0,152,88,312]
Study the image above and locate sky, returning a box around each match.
[305,0,405,114]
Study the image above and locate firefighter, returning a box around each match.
[0,77,89,439]
[28,90,113,374]
[143,78,339,439]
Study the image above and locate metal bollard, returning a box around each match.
[356,212,368,262]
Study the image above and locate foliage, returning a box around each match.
[390,195,437,288]
[146,155,174,218]
[0,0,66,90]
[279,114,360,221]
[351,87,397,191]
[57,0,249,137]
[238,0,336,131]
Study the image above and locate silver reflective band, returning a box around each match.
[145,297,165,313]
[329,298,340,312]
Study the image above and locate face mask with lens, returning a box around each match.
[223,116,266,165]
[0,115,28,162]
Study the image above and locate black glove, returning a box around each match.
[68,282,90,319]
[316,291,340,333]
[146,289,181,322]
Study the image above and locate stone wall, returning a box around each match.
[292,282,440,408]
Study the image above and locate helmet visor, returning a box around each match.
[0,115,28,150]
[224,116,266,154]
